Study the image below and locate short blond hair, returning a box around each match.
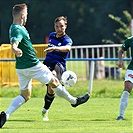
[12,3,27,16]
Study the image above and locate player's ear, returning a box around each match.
[65,24,67,29]
[21,13,25,19]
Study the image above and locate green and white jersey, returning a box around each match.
[121,36,133,70]
[9,24,39,69]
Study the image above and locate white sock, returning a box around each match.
[42,108,48,113]
[119,90,130,117]
[5,95,25,120]
[52,84,77,104]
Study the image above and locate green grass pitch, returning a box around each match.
[1,97,132,133]
[0,79,132,132]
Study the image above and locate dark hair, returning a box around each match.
[12,3,27,16]
[54,16,67,25]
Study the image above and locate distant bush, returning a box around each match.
[102,10,132,44]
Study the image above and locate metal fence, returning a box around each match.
[0,44,131,86]
[68,44,131,80]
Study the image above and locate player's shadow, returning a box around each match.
[8,119,36,122]
[89,119,111,121]
[59,119,112,121]
[1,120,36,129]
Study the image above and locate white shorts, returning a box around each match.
[16,62,54,90]
[125,69,133,83]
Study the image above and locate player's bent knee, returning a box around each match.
[49,77,60,88]
[48,86,55,94]
[25,96,31,101]
[124,81,132,92]
[21,89,31,101]
[20,94,31,102]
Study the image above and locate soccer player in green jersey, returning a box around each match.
[116,36,133,120]
[0,3,89,128]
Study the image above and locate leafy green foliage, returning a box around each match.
[102,10,132,44]
[1,0,131,44]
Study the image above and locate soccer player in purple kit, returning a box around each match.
[42,16,80,121]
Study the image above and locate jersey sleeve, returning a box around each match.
[10,28,23,44]
[64,37,73,46]
[121,37,132,51]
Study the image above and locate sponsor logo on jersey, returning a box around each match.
[128,74,133,78]
[48,43,56,47]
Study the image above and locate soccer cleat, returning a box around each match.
[71,93,90,107]
[116,116,124,120]
[42,110,49,121]
[0,111,6,128]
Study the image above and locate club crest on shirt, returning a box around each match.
[122,43,125,47]
[58,43,61,46]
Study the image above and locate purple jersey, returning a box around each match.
[44,32,73,69]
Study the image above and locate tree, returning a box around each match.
[102,10,132,44]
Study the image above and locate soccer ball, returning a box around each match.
[61,70,77,87]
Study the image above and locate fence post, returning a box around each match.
[88,61,95,95]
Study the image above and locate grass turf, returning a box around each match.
[1,97,132,133]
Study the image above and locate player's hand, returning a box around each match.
[15,48,23,57]
[118,62,124,68]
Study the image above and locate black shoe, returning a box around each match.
[71,94,90,107]
[116,116,124,120]
[0,111,6,128]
